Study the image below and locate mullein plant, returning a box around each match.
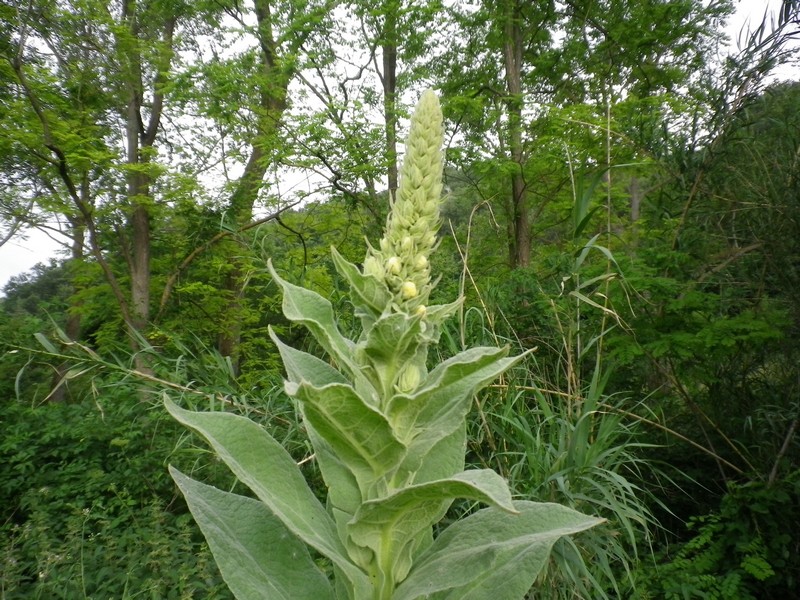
[165,91,601,600]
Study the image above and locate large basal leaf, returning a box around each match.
[393,501,604,600]
[268,260,357,376]
[169,466,333,600]
[164,398,371,596]
[286,380,406,482]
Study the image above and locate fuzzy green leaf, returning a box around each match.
[163,398,371,596]
[286,380,406,482]
[169,467,333,600]
[411,423,467,485]
[419,298,463,339]
[394,501,604,600]
[268,260,358,376]
[349,469,516,549]
[362,312,424,368]
[388,347,513,439]
[269,327,348,387]
[389,347,528,474]
[306,422,361,515]
[348,469,515,586]
[269,330,366,519]
[331,245,392,318]
[359,311,426,394]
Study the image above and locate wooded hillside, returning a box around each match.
[1,0,799,597]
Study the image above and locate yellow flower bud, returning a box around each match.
[386,256,402,275]
[415,305,427,317]
[414,255,428,271]
[400,281,418,299]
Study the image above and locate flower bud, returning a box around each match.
[400,281,418,299]
[364,91,443,314]
[386,256,402,275]
[397,364,420,392]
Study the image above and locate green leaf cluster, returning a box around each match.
[629,476,800,599]
[0,394,231,598]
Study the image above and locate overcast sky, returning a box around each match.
[1,0,797,291]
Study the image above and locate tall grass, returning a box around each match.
[446,332,667,599]
[441,216,676,598]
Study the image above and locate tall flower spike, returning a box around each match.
[367,89,444,312]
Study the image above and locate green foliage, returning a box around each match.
[436,213,671,599]
[0,393,231,598]
[460,351,664,600]
[2,1,799,597]
[630,476,800,599]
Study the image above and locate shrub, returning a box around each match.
[0,393,231,598]
[630,475,800,599]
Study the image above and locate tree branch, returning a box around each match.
[155,201,301,321]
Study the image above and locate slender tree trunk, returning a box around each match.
[382,1,398,200]
[65,217,86,344]
[122,0,150,349]
[50,206,86,403]
[218,0,291,373]
[119,1,175,373]
[503,1,529,268]
[125,74,150,342]
[217,147,266,367]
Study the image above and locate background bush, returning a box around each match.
[0,391,232,598]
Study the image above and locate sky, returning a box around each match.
[0,0,797,292]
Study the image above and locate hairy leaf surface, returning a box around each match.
[170,467,334,600]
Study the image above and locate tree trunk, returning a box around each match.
[503,2,530,268]
[217,0,291,373]
[382,1,398,200]
[122,0,151,353]
[120,1,175,374]
[49,209,86,403]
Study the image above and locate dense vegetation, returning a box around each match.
[2,0,799,597]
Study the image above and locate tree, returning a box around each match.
[435,0,735,269]
[2,0,341,376]
[2,0,193,374]
[279,0,442,231]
